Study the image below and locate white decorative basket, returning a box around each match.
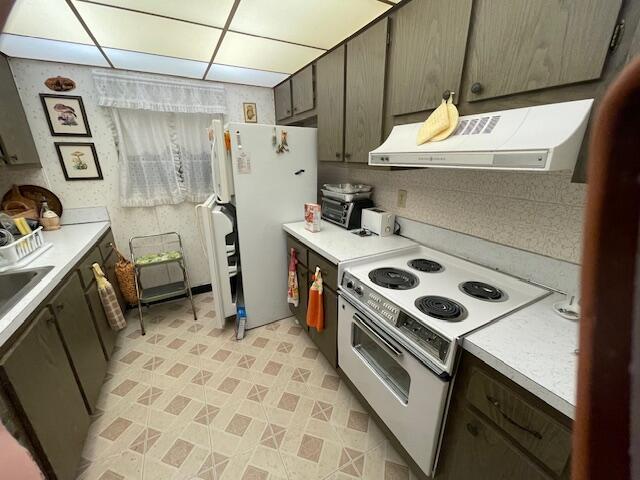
[0,227,50,272]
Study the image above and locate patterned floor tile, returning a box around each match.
[78,296,415,479]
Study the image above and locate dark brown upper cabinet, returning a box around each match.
[345,18,389,164]
[388,0,473,116]
[316,45,345,162]
[0,55,40,166]
[274,79,292,121]
[291,64,314,115]
[463,0,623,102]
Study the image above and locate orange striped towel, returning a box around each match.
[92,263,126,331]
[306,267,324,332]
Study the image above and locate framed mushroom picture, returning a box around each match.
[243,102,257,123]
[54,142,103,181]
[40,94,91,136]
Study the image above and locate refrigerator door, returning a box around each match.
[229,123,317,329]
[210,118,234,204]
[196,194,236,328]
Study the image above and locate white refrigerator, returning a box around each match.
[196,121,317,330]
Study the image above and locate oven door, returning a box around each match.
[338,294,449,476]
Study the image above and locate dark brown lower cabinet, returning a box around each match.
[436,352,571,480]
[285,234,339,368]
[51,273,107,414]
[439,406,550,480]
[308,286,338,368]
[0,307,89,480]
[85,281,118,360]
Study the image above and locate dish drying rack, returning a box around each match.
[0,227,53,273]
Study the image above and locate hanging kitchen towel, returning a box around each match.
[92,263,126,331]
[306,267,324,332]
[287,248,299,307]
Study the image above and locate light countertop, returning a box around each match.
[0,221,110,347]
[283,221,416,264]
[463,292,578,419]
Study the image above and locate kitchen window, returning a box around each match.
[93,70,227,207]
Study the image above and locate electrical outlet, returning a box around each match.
[397,189,407,208]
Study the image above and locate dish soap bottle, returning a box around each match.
[39,199,60,231]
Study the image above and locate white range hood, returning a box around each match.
[369,99,594,171]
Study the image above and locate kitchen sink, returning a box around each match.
[0,266,54,319]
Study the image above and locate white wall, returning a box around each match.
[0,58,276,286]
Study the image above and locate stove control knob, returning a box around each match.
[346,281,354,289]
[354,286,363,296]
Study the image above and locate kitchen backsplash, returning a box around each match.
[0,58,276,287]
[319,163,586,264]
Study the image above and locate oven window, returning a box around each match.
[353,324,410,403]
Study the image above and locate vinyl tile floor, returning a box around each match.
[77,294,419,480]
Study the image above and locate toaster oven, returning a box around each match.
[321,197,374,229]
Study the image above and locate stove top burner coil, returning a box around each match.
[407,258,443,273]
[415,296,466,322]
[460,281,505,301]
[368,268,419,290]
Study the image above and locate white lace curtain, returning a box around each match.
[93,70,227,207]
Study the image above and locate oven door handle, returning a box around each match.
[353,313,403,357]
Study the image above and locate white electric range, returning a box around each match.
[337,244,550,476]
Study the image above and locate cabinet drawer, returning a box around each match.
[308,250,338,292]
[286,235,308,267]
[98,230,116,262]
[466,368,571,476]
[78,247,102,290]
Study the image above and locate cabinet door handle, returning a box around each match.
[471,82,483,95]
[0,154,18,165]
[486,395,542,440]
[344,153,351,159]
[466,422,479,437]
[335,152,341,159]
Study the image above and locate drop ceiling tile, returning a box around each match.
[3,0,93,44]
[230,0,391,49]
[215,32,323,74]
[104,48,208,78]
[206,63,288,88]
[0,34,110,67]
[76,0,234,27]
[73,2,221,62]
